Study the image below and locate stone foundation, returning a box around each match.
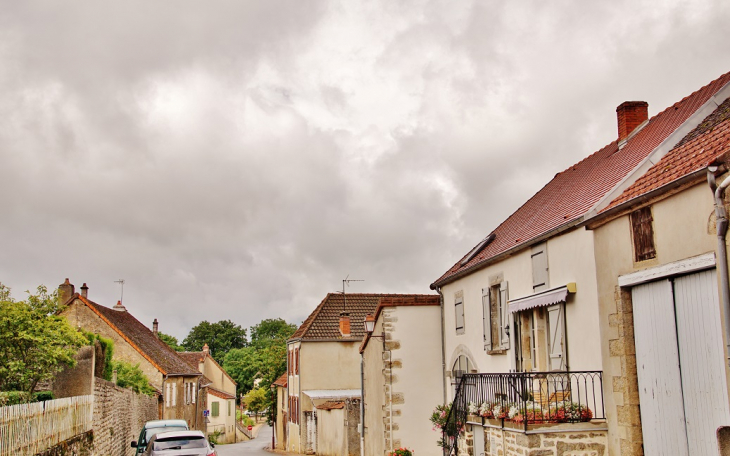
[467,421,608,456]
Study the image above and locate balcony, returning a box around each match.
[442,371,605,455]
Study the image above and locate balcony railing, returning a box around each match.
[442,371,604,456]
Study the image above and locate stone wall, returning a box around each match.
[51,345,96,399]
[93,378,159,456]
[37,431,94,456]
[469,424,608,456]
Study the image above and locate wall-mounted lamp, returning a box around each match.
[364,314,386,350]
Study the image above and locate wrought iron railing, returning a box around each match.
[442,371,604,456]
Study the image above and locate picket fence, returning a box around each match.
[0,395,93,456]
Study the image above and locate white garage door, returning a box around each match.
[632,269,730,456]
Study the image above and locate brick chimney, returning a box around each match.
[203,343,209,356]
[617,101,648,142]
[339,312,351,337]
[58,278,75,305]
[80,283,88,298]
[153,318,159,337]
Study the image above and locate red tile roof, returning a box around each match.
[179,350,237,387]
[433,70,730,287]
[316,401,345,410]
[272,373,288,388]
[77,295,199,376]
[207,386,236,400]
[604,97,730,210]
[290,293,438,341]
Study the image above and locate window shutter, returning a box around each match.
[165,383,170,407]
[192,382,196,404]
[631,207,656,261]
[531,243,549,292]
[547,304,566,371]
[212,401,219,417]
[500,281,510,348]
[455,296,465,334]
[482,288,491,351]
[172,382,177,406]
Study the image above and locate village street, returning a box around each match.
[214,425,281,456]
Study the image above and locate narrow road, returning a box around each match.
[215,424,273,456]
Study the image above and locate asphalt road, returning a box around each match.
[214,424,273,456]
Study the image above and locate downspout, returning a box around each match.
[708,167,730,364]
[360,353,365,456]
[431,284,448,404]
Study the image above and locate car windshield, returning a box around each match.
[145,427,188,442]
[153,436,206,451]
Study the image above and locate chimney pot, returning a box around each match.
[58,279,75,305]
[112,300,126,312]
[80,283,88,298]
[339,312,351,337]
[617,101,648,142]
[203,343,209,355]
[153,318,159,336]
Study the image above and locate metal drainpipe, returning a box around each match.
[360,353,365,456]
[709,167,730,363]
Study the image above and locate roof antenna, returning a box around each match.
[114,279,125,304]
[341,275,364,313]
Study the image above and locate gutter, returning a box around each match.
[429,285,448,405]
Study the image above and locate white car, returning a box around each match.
[143,430,217,456]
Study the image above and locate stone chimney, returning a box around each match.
[153,318,159,337]
[339,312,351,337]
[80,283,88,298]
[203,343,209,356]
[617,101,648,143]
[58,278,75,305]
[112,300,126,312]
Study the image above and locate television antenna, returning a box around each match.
[114,279,125,304]
[341,275,364,313]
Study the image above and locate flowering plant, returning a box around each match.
[545,402,592,423]
[388,448,413,456]
[430,402,463,448]
[429,403,450,431]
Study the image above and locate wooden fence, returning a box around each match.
[0,395,93,456]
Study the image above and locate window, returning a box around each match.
[212,401,219,417]
[531,243,549,292]
[631,207,656,261]
[455,295,465,334]
[514,304,567,372]
[228,400,232,416]
[484,281,510,352]
[451,355,473,399]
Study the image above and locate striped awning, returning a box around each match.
[508,284,575,313]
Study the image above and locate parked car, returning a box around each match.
[131,419,189,454]
[143,430,216,456]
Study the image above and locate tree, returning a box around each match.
[111,359,156,396]
[158,332,183,351]
[242,387,268,418]
[182,320,247,364]
[0,283,86,393]
[249,318,297,349]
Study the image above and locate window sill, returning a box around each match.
[487,349,507,355]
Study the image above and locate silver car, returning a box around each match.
[144,430,217,456]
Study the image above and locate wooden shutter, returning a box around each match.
[212,401,219,417]
[631,207,656,261]
[482,288,491,350]
[500,281,510,348]
[166,383,170,407]
[531,243,549,291]
[192,382,196,404]
[172,382,177,406]
[455,296,465,333]
[547,304,566,371]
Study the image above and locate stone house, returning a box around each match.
[180,344,237,443]
[285,293,434,455]
[58,279,205,431]
[360,294,442,456]
[430,70,730,456]
[272,372,288,450]
[587,85,730,455]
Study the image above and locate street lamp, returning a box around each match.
[363,314,385,350]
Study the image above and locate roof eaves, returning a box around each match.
[78,296,169,376]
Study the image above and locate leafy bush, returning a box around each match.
[388,448,413,456]
[0,391,32,406]
[32,391,55,402]
[110,360,155,396]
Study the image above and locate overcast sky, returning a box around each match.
[1,1,729,340]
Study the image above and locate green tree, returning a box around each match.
[0,283,87,393]
[182,320,247,364]
[158,332,183,351]
[249,318,297,349]
[111,359,156,396]
[242,387,269,418]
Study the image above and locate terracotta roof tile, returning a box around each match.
[605,97,730,210]
[290,293,437,341]
[207,386,236,400]
[316,401,345,410]
[80,296,199,376]
[179,351,204,369]
[272,373,288,388]
[433,70,730,287]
